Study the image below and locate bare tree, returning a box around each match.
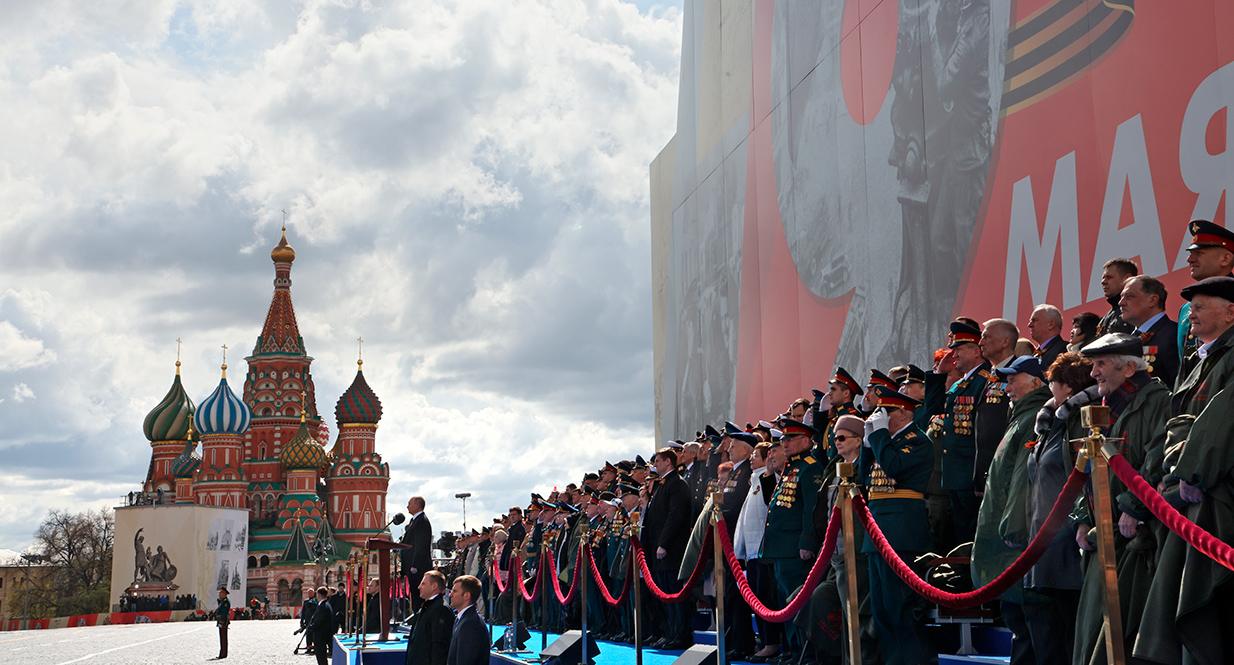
[31,508,114,616]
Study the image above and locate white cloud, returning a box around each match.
[0,0,680,550]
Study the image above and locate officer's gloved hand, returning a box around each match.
[867,408,890,433]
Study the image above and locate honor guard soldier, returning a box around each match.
[812,367,865,460]
[860,387,936,665]
[215,587,231,659]
[924,320,988,543]
[762,419,825,663]
[1177,220,1234,368]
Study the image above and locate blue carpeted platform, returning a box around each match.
[487,626,692,665]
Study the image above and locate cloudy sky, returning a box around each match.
[0,0,683,552]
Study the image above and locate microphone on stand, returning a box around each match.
[386,513,407,530]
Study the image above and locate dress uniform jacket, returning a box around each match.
[763,452,826,558]
[1137,323,1234,665]
[859,422,934,554]
[925,365,989,490]
[972,360,1012,489]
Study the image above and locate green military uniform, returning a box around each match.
[1137,305,1234,665]
[764,428,826,654]
[925,360,990,542]
[859,399,934,665]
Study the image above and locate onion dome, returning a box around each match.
[271,227,296,263]
[143,362,195,442]
[335,361,383,425]
[171,423,201,478]
[196,365,252,436]
[281,410,325,471]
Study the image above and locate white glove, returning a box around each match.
[862,417,874,448]
[867,408,889,433]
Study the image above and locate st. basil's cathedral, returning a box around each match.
[135,227,390,607]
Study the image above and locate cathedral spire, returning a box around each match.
[254,224,305,356]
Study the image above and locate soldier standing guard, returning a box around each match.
[860,387,935,665]
[216,587,231,659]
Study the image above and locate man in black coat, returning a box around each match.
[1119,275,1180,385]
[404,570,454,665]
[1027,304,1069,369]
[401,496,434,613]
[448,575,489,665]
[501,507,526,572]
[641,447,692,649]
[300,593,320,653]
[309,587,335,665]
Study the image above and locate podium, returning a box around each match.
[366,538,413,643]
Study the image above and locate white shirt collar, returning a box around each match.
[1137,312,1166,333]
[1199,339,1215,359]
[890,421,913,438]
[408,510,423,521]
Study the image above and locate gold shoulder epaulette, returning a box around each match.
[803,455,817,465]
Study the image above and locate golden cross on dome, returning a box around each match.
[281,209,288,231]
[357,337,364,368]
[299,390,308,421]
[221,344,229,377]
[175,338,182,373]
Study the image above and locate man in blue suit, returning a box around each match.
[448,575,489,665]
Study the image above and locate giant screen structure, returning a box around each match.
[651,0,1234,440]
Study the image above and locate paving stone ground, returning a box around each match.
[0,619,332,665]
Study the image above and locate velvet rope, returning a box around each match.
[492,555,509,594]
[586,545,633,606]
[548,545,585,605]
[511,555,543,602]
[854,467,1089,608]
[715,505,840,622]
[631,531,712,603]
[1107,453,1234,572]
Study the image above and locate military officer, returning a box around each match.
[924,320,988,543]
[1176,220,1234,368]
[763,419,826,662]
[811,367,865,460]
[215,587,231,659]
[859,387,935,665]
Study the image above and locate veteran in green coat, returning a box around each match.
[971,356,1052,665]
[1136,277,1234,665]
[1071,334,1170,665]
[860,387,935,665]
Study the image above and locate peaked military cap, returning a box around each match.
[868,368,898,391]
[634,455,647,469]
[1186,220,1234,253]
[615,460,634,472]
[728,431,759,445]
[949,320,981,348]
[900,364,926,384]
[1080,333,1143,358]
[778,418,817,438]
[995,355,1046,379]
[704,425,722,441]
[723,421,744,435]
[602,461,618,473]
[1181,275,1234,303]
[871,384,921,410]
[830,367,864,395]
[617,483,640,496]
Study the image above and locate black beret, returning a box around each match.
[1180,276,1234,303]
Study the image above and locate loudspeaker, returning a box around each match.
[669,644,718,665]
[491,623,533,650]
[540,630,601,665]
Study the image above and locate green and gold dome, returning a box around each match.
[143,362,195,442]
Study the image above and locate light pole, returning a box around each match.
[21,553,46,624]
[454,493,471,531]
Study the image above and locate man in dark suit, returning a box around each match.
[1119,275,1180,385]
[717,432,757,659]
[300,591,319,653]
[405,570,454,665]
[1096,257,1139,336]
[309,587,336,665]
[641,447,692,649]
[1027,304,1068,369]
[328,582,347,637]
[401,496,433,613]
[501,507,526,573]
[448,575,489,665]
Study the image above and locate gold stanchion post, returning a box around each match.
[711,492,727,664]
[838,461,863,665]
[360,549,370,648]
[633,524,643,665]
[1077,405,1125,665]
[580,530,590,665]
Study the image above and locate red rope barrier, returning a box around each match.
[511,555,544,602]
[1107,453,1234,572]
[854,467,1089,608]
[548,545,585,605]
[586,546,632,606]
[492,555,508,594]
[631,531,712,603]
[715,505,840,622]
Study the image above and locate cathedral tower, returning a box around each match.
[141,360,194,493]
[325,359,390,547]
[193,362,252,507]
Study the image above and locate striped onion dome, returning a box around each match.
[280,413,325,471]
[143,364,195,442]
[171,441,201,478]
[196,366,252,436]
[335,362,382,425]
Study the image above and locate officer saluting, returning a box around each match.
[860,386,935,665]
[812,367,865,460]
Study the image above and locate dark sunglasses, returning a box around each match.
[834,435,858,442]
